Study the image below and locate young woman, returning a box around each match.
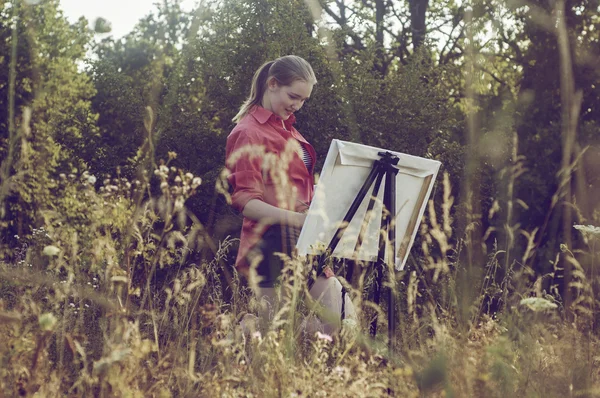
[225,55,354,334]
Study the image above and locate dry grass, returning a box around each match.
[3,1,600,395]
[1,157,600,397]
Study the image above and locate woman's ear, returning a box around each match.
[267,77,279,91]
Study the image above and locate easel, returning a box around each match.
[310,151,399,348]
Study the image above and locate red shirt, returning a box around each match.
[225,105,316,273]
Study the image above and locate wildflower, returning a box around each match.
[160,181,168,190]
[519,297,558,312]
[174,176,182,183]
[159,165,169,174]
[316,331,333,342]
[42,245,60,257]
[185,172,193,180]
[39,313,57,332]
[574,224,600,238]
[333,366,345,377]
[88,175,97,184]
[171,166,177,173]
[59,173,66,179]
[192,177,202,189]
[168,151,177,159]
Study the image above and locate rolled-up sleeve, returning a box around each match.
[225,128,266,212]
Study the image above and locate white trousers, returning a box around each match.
[254,276,356,335]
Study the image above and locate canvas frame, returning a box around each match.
[296,139,441,270]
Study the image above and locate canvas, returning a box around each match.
[296,140,441,270]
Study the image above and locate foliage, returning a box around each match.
[1,0,600,395]
[0,0,98,246]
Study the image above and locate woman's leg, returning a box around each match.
[309,276,356,335]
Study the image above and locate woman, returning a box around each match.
[225,55,354,334]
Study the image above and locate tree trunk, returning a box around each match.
[408,0,429,50]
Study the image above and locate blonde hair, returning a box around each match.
[233,55,317,123]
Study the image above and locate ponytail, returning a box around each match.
[233,61,274,123]
[233,55,317,123]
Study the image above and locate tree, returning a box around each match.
[88,0,193,178]
[0,0,97,244]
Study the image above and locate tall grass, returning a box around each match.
[2,1,600,397]
[2,152,599,396]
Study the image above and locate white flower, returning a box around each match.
[87,175,97,184]
[185,172,194,180]
[160,181,168,190]
[42,245,60,257]
[174,176,182,183]
[192,177,202,189]
[574,224,600,238]
[519,297,558,312]
[333,366,345,377]
[316,331,333,342]
[159,165,169,174]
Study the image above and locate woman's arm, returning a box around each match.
[243,199,306,228]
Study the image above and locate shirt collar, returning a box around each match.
[250,105,296,128]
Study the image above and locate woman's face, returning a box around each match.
[263,78,313,121]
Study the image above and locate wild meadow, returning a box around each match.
[1,0,600,396]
